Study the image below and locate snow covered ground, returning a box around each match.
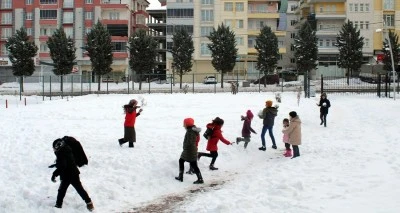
[1,92,400,213]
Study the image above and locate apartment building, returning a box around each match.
[147,8,167,78]
[0,0,149,82]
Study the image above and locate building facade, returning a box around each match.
[147,8,166,78]
[0,0,149,82]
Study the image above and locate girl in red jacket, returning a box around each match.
[118,99,142,148]
[197,117,233,170]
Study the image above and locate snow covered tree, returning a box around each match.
[382,30,400,72]
[128,29,158,90]
[336,20,364,85]
[85,21,113,91]
[171,28,194,89]
[5,27,38,92]
[207,24,238,88]
[294,22,318,75]
[255,26,279,87]
[47,27,76,92]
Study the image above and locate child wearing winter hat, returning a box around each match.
[282,118,292,157]
[175,118,204,184]
[236,110,257,149]
[258,100,278,151]
[198,117,233,170]
[118,99,143,148]
[282,111,302,159]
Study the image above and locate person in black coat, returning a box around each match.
[51,139,94,211]
[317,93,331,127]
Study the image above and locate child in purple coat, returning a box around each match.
[236,110,257,148]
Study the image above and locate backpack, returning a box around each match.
[203,126,214,140]
[62,136,88,167]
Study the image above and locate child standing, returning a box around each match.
[236,110,257,149]
[317,92,331,127]
[119,99,143,148]
[282,111,302,159]
[175,118,204,184]
[282,118,292,157]
[198,117,233,170]
[258,100,278,151]
[51,139,94,211]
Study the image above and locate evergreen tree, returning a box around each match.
[128,29,158,90]
[336,20,364,85]
[294,22,318,75]
[255,26,279,87]
[171,28,194,89]
[85,21,113,91]
[47,27,76,92]
[207,24,238,88]
[382,30,400,73]
[5,27,38,92]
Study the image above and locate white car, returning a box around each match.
[203,76,217,84]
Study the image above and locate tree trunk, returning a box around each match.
[263,73,267,88]
[20,76,24,92]
[179,71,183,89]
[60,75,63,92]
[139,81,142,90]
[221,72,224,88]
[98,75,101,91]
[347,68,350,85]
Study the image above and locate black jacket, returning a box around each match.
[318,98,331,114]
[53,145,80,180]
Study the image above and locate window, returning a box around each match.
[40,0,57,4]
[319,40,323,47]
[248,39,254,48]
[365,4,370,12]
[365,39,369,47]
[167,9,194,18]
[360,21,364,29]
[224,3,233,11]
[290,58,296,63]
[290,33,295,38]
[384,0,394,10]
[360,4,364,12]
[201,27,213,37]
[112,42,127,52]
[26,0,33,5]
[354,4,358,12]
[384,15,394,26]
[201,0,213,4]
[64,27,73,38]
[1,28,12,39]
[26,12,33,20]
[354,21,358,29]
[200,43,211,56]
[201,10,213,22]
[27,28,32,36]
[85,11,93,20]
[63,0,73,7]
[109,12,120,20]
[40,43,49,52]
[85,0,93,3]
[1,0,12,9]
[326,40,330,47]
[63,12,73,23]
[290,5,297,12]
[85,28,92,34]
[365,21,369,29]
[2,44,9,55]
[40,27,57,36]
[278,41,284,47]
[290,44,294,51]
[236,3,244,12]
[256,21,264,29]
[290,20,296,26]
[224,19,232,27]
[349,3,353,12]
[40,10,57,19]
[236,20,243,28]
[1,13,12,24]
[235,37,243,46]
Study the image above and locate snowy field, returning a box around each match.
[1,92,400,213]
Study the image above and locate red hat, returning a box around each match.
[183,118,194,126]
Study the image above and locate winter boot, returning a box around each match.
[283,149,292,157]
[209,164,218,170]
[258,146,266,151]
[118,138,125,146]
[193,172,204,184]
[175,171,183,182]
[236,137,243,144]
[272,144,277,149]
[186,167,194,175]
[86,202,94,212]
[128,142,134,148]
[54,203,62,208]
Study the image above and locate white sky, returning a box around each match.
[148,0,163,9]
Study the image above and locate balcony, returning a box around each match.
[101,0,128,9]
[248,29,286,37]
[248,47,286,54]
[316,28,341,36]
[314,11,346,19]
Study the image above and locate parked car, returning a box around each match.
[203,76,217,84]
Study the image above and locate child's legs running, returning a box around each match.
[189,161,201,174]
[267,126,276,146]
[261,126,268,147]
[178,158,185,171]
[243,137,250,148]
[210,151,218,165]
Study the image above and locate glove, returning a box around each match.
[51,175,56,183]
[138,109,143,113]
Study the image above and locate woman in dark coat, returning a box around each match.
[175,118,204,184]
[317,93,331,127]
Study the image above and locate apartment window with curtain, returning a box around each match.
[2,44,9,55]
[40,0,57,4]
[112,42,127,52]
[200,43,211,56]
[384,0,394,10]
[1,13,12,24]
[236,37,243,46]
[201,27,214,37]
[236,20,243,28]
[201,0,213,4]
[85,11,93,20]
[1,0,12,9]
[235,3,244,12]
[365,4,370,12]
[63,12,74,23]
[40,28,57,36]
[360,21,364,29]
[40,10,57,19]
[354,4,358,12]
[85,28,92,34]
[40,43,49,52]
[26,12,33,20]
[354,21,358,29]
[360,4,364,12]
[201,10,213,22]
[64,27,73,38]
[27,28,32,36]
[26,0,33,5]
[1,28,12,39]
[384,15,394,26]
[109,12,120,20]
[85,0,93,3]
[365,21,369,29]
[224,2,233,11]
[224,19,232,27]
[349,4,353,12]
[365,39,369,47]
[63,0,73,7]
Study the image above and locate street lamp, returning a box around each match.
[376,27,396,100]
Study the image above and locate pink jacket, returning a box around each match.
[282,125,289,143]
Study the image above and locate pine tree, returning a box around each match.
[255,26,279,87]
[47,27,76,92]
[5,27,38,92]
[382,30,400,73]
[207,24,238,88]
[171,28,194,89]
[85,21,113,91]
[294,22,318,75]
[128,29,158,90]
[336,20,364,85]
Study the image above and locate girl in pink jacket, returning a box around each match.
[282,118,291,157]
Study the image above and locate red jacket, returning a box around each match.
[124,108,141,127]
[205,123,231,151]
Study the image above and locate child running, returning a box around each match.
[236,110,257,149]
